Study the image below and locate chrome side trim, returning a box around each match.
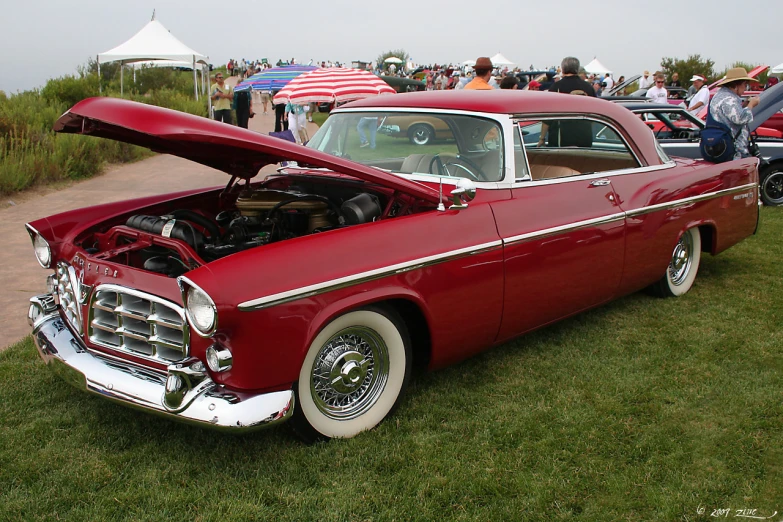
[239,182,754,312]
[238,239,503,311]
[625,183,758,217]
[519,161,678,187]
[504,213,626,246]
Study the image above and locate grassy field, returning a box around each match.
[1,209,781,521]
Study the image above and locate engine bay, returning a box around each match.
[76,175,422,278]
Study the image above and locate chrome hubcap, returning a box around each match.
[310,327,389,420]
[412,128,429,144]
[669,233,693,286]
[763,171,783,203]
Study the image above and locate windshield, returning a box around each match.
[307,111,505,182]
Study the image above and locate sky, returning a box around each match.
[1,0,782,94]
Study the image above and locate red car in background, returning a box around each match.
[27,92,759,441]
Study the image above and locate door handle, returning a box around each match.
[590,179,611,187]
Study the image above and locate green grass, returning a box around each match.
[1,209,782,521]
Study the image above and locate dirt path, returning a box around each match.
[0,91,320,349]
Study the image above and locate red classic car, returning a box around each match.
[27,92,759,441]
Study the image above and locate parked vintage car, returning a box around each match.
[27,92,760,441]
[616,81,783,206]
[377,114,452,145]
[380,75,425,94]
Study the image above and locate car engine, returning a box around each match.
[87,187,384,278]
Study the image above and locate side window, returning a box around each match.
[513,125,531,180]
[518,118,640,181]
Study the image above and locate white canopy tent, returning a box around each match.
[771,62,783,74]
[490,53,514,66]
[584,58,612,75]
[98,18,209,100]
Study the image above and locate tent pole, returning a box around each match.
[207,65,213,118]
[97,55,101,94]
[193,57,199,100]
[120,61,124,96]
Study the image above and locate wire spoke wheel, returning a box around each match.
[310,327,389,420]
[669,232,694,286]
[292,308,411,441]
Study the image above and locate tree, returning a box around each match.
[376,49,410,72]
[660,55,716,87]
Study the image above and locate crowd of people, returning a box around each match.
[211,54,775,159]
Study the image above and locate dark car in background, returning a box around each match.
[618,82,783,205]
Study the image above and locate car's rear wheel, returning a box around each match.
[290,307,411,442]
[408,124,434,145]
[760,166,783,206]
[649,228,701,297]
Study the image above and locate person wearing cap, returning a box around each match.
[464,57,495,90]
[527,80,541,91]
[687,75,710,115]
[639,70,653,90]
[708,67,760,159]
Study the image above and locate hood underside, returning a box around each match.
[54,97,443,204]
[751,81,783,133]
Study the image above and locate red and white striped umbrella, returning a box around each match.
[272,68,396,105]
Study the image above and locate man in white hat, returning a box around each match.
[708,67,761,159]
[639,70,653,90]
[687,75,710,115]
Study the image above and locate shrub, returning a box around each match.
[41,75,100,107]
[0,66,212,195]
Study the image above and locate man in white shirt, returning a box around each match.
[638,70,653,90]
[645,74,668,104]
[603,73,614,91]
[687,75,710,115]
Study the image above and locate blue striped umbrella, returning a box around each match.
[235,65,319,92]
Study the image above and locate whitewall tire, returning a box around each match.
[650,228,702,297]
[291,307,411,441]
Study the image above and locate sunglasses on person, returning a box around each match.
[655,80,665,84]
[216,75,224,80]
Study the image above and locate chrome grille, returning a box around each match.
[88,284,189,363]
[55,262,82,335]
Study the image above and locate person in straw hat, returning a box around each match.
[708,67,761,159]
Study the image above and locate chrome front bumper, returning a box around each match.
[28,294,294,432]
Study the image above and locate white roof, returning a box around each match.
[99,19,208,65]
[490,53,514,66]
[130,60,197,70]
[771,62,783,74]
[584,58,612,74]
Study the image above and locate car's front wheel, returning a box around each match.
[649,228,702,297]
[408,124,434,145]
[760,165,783,206]
[291,307,411,442]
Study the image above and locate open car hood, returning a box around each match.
[54,97,443,204]
[607,75,640,96]
[750,81,783,133]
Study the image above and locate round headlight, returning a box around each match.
[186,286,216,336]
[33,235,52,268]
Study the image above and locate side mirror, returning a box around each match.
[449,178,476,210]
